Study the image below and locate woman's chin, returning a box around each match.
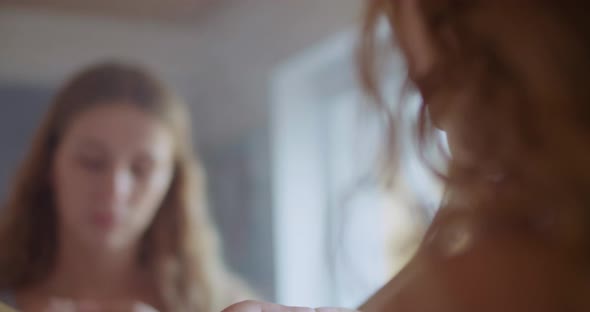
[74,228,135,252]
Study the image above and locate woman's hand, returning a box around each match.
[222,300,357,312]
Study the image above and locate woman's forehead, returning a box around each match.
[62,103,175,157]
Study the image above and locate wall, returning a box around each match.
[0,85,52,199]
[0,0,363,148]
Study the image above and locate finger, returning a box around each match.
[222,300,314,312]
[222,301,358,312]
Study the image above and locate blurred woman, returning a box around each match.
[0,62,249,311]
[225,0,590,311]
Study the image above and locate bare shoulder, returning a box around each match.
[360,209,590,312]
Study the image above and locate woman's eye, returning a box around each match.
[77,155,108,172]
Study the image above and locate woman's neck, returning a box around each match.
[43,237,149,301]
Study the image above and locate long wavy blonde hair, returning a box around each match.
[359,1,590,247]
[0,62,243,311]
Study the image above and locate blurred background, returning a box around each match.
[0,0,442,308]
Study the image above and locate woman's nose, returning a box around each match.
[101,166,133,205]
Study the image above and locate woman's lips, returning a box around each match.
[90,211,121,229]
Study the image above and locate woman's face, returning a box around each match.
[53,103,175,251]
[393,1,588,161]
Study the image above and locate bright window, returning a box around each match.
[272,29,444,308]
